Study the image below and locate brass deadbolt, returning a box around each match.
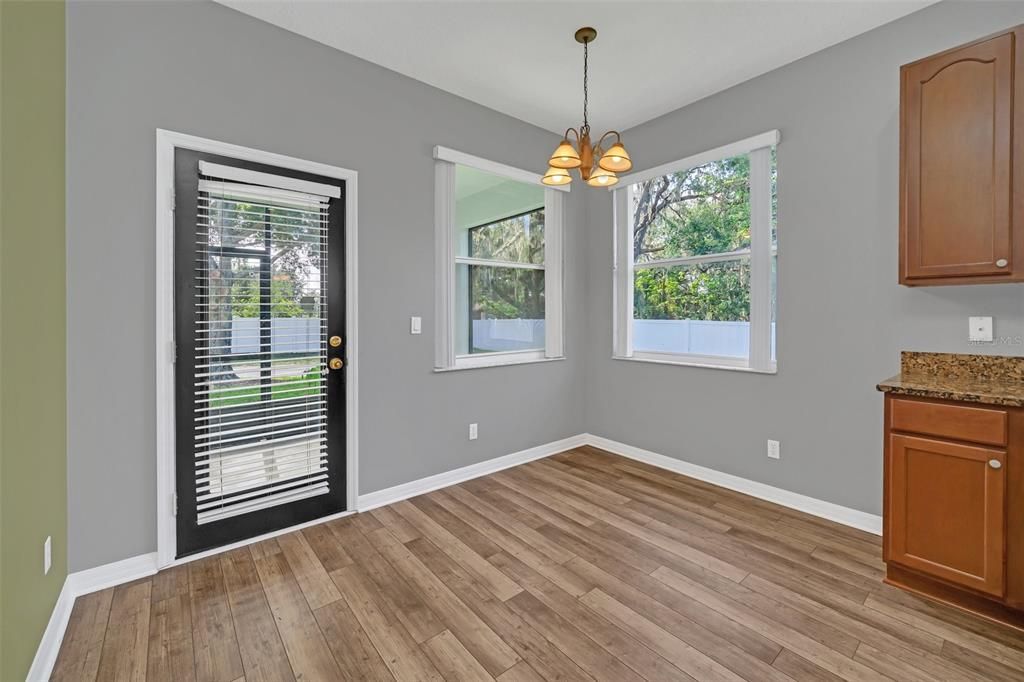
[329,335,343,347]
[329,358,343,370]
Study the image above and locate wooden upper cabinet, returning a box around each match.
[900,28,1021,284]
[886,433,1006,597]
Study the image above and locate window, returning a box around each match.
[434,147,566,370]
[613,131,778,372]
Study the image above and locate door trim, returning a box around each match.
[155,129,359,568]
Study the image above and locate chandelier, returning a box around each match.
[542,27,632,188]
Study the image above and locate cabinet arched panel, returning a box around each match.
[900,30,1016,284]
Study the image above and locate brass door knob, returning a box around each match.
[329,358,343,370]
[329,335,343,348]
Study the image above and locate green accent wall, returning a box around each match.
[0,2,68,680]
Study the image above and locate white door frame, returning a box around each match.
[155,129,359,568]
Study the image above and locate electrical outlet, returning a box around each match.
[410,316,422,335]
[44,536,52,575]
[469,423,478,440]
[767,440,781,460]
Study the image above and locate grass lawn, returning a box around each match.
[209,369,322,408]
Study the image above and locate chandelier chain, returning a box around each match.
[583,39,589,131]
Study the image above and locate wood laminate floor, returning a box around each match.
[52,446,1024,681]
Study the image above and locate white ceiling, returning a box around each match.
[218,0,935,134]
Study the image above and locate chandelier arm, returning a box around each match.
[564,127,581,144]
[595,130,622,149]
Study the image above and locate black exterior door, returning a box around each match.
[174,149,346,558]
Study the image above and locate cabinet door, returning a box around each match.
[887,434,1006,596]
[901,31,1014,282]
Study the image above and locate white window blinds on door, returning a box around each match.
[192,162,336,525]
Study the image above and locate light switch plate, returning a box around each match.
[410,316,422,335]
[969,316,993,343]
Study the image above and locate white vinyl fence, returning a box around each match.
[471,319,546,352]
[634,319,747,357]
[223,317,773,358]
[635,319,777,357]
[227,318,322,355]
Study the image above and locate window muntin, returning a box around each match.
[614,134,777,371]
[435,149,565,370]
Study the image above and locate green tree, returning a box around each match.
[468,209,545,320]
[631,155,752,321]
[229,275,306,318]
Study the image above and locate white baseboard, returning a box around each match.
[29,430,880,680]
[356,433,590,512]
[27,553,159,681]
[25,580,75,682]
[67,552,160,597]
[583,433,882,535]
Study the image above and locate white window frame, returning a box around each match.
[612,130,779,373]
[434,146,568,371]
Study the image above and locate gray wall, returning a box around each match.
[583,0,1024,516]
[67,0,1024,572]
[66,0,585,571]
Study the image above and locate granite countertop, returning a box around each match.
[877,352,1024,407]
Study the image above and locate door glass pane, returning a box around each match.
[195,190,329,525]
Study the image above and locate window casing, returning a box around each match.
[612,131,778,372]
[434,147,566,370]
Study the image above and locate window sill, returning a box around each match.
[613,353,777,374]
[434,354,565,373]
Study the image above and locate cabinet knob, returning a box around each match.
[996,259,1008,268]
[989,459,1003,470]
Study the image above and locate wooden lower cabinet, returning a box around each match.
[883,395,1024,628]
[887,433,1005,596]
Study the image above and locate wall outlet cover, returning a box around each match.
[44,536,52,575]
[469,423,478,440]
[410,316,422,335]
[767,440,781,460]
[968,316,993,343]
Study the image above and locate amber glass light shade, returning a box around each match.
[548,140,582,169]
[541,166,572,186]
[598,142,632,172]
[586,165,618,187]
